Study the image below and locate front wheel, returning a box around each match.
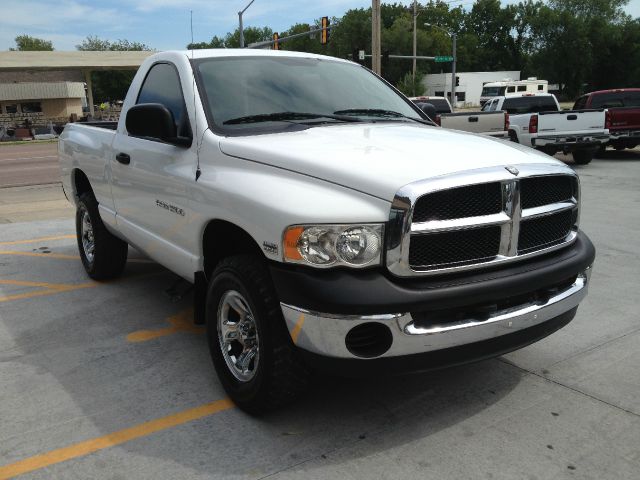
[206,255,309,414]
[572,149,594,165]
[76,192,128,280]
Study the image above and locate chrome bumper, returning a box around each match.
[281,267,591,359]
[535,134,609,147]
[610,130,640,140]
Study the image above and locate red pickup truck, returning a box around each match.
[574,89,640,151]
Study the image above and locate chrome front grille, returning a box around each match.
[386,165,580,277]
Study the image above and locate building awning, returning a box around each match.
[0,82,85,101]
[0,51,154,71]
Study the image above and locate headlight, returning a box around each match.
[283,224,383,268]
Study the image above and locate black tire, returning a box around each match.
[76,192,128,280]
[508,130,519,143]
[206,254,309,414]
[572,149,594,165]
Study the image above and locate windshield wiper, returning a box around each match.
[223,111,362,125]
[333,108,434,125]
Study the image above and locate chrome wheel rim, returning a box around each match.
[217,290,260,382]
[80,208,95,264]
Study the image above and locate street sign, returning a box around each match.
[435,56,454,63]
[359,50,365,60]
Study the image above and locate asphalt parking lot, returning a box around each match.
[1,146,639,479]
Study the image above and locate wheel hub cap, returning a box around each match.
[217,290,260,382]
[81,209,95,263]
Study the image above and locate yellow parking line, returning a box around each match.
[0,250,78,260]
[0,279,80,289]
[0,398,235,479]
[0,279,97,303]
[0,235,75,246]
[0,250,155,264]
[127,309,203,343]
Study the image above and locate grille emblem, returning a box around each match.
[505,165,520,176]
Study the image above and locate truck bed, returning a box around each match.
[438,111,507,137]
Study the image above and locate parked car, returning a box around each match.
[411,95,509,138]
[486,93,610,164]
[573,88,640,151]
[59,50,595,413]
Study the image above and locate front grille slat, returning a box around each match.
[404,173,578,273]
[412,182,502,223]
[518,209,575,254]
[521,175,574,209]
[409,227,501,268]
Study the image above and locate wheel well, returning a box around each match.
[72,169,93,199]
[202,220,264,276]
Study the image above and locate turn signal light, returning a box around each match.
[283,226,304,260]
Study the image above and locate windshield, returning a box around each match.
[194,56,425,134]
[481,86,506,97]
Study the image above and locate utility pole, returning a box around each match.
[371,0,381,75]
[238,0,256,48]
[451,32,457,111]
[412,0,417,93]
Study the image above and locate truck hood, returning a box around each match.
[219,123,563,202]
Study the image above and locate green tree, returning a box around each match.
[186,0,640,101]
[397,70,425,96]
[10,35,53,51]
[76,36,152,103]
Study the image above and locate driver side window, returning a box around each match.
[136,63,190,137]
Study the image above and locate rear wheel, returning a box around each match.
[76,192,128,280]
[572,149,594,165]
[508,131,519,143]
[206,254,309,414]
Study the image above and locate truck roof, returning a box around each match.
[584,88,640,96]
[149,48,354,64]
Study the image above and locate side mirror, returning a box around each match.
[417,102,437,123]
[126,103,191,147]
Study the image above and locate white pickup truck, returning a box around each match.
[484,94,610,165]
[59,50,595,413]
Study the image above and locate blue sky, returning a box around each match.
[1,0,639,51]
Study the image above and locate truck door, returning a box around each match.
[110,62,197,274]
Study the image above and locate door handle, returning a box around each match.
[468,116,479,122]
[115,152,130,165]
[567,115,577,120]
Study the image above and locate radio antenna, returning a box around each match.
[191,10,202,181]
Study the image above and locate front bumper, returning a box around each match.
[281,268,589,360]
[271,232,595,371]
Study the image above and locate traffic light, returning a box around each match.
[273,32,279,50]
[455,75,460,87]
[321,17,330,45]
